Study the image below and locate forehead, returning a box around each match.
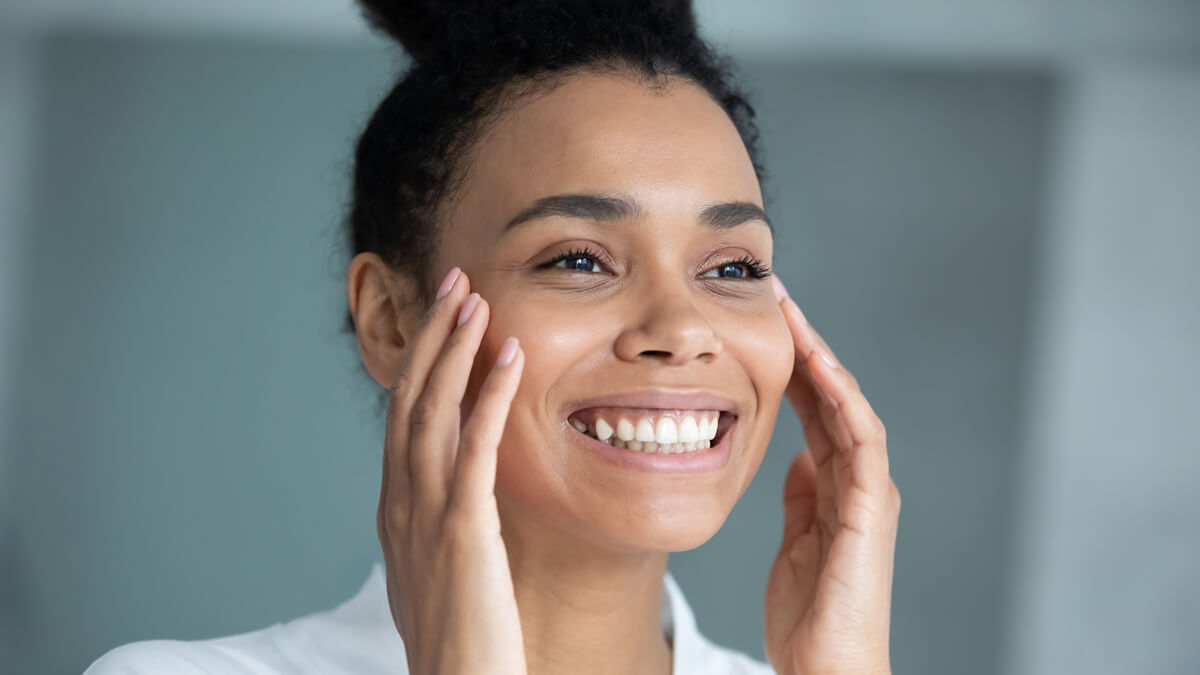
[448,71,762,239]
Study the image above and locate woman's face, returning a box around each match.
[438,72,793,552]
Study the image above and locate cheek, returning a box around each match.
[728,308,794,403]
[466,293,603,437]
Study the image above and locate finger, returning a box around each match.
[774,287,861,482]
[775,326,839,541]
[449,337,524,516]
[382,267,470,516]
[409,293,491,511]
[808,349,891,501]
[775,289,836,470]
[772,280,867,528]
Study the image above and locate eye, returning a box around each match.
[541,247,606,274]
[700,255,772,280]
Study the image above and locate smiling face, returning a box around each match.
[434,71,794,553]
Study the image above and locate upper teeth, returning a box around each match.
[568,410,721,444]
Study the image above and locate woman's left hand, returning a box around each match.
[763,276,901,675]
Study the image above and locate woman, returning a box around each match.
[86,1,900,673]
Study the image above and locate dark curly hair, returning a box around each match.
[343,0,768,336]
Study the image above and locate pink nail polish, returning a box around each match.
[787,297,808,324]
[816,347,836,369]
[496,336,519,367]
[771,275,788,302]
[436,267,461,299]
[457,292,481,326]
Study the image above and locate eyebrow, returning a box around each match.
[501,193,774,235]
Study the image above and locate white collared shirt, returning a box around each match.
[84,563,775,674]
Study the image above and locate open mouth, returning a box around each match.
[566,407,737,455]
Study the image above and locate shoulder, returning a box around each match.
[83,564,407,675]
[82,636,277,674]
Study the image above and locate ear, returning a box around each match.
[346,252,424,389]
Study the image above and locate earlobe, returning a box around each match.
[346,252,424,388]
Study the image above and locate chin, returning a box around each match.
[626,513,730,553]
[577,487,741,553]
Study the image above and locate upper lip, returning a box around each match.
[565,389,741,417]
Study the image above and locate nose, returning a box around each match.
[613,284,724,365]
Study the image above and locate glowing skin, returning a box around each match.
[446,73,792,557]
[349,71,899,675]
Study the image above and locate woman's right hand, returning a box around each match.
[376,267,528,675]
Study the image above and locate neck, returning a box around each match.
[501,509,674,675]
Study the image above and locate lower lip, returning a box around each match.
[567,419,735,474]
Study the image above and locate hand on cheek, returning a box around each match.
[763,274,901,675]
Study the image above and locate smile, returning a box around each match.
[566,407,736,455]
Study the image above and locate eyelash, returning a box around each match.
[539,246,772,280]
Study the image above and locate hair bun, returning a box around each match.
[356,0,459,62]
[357,0,697,63]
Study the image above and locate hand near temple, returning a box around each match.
[764,277,901,675]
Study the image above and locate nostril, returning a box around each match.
[639,350,671,358]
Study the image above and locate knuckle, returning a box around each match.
[381,501,409,534]
[409,398,441,431]
[458,427,488,453]
[388,371,414,401]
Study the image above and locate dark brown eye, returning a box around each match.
[703,263,748,279]
[540,246,605,273]
[555,255,599,272]
[700,255,771,280]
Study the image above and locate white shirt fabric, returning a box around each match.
[84,562,775,674]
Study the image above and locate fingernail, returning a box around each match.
[771,275,788,302]
[816,347,836,369]
[436,266,461,299]
[457,292,481,326]
[786,297,808,324]
[496,336,519,367]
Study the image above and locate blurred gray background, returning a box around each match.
[1,1,1197,674]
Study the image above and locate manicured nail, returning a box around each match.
[786,297,808,325]
[771,275,789,302]
[457,292,481,326]
[496,336,519,367]
[816,347,836,369]
[436,266,461,299]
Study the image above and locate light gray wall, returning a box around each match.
[5,31,1051,675]
[1002,64,1200,675]
[3,32,398,675]
[0,27,42,672]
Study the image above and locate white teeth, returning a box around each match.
[602,436,716,453]
[679,416,699,443]
[570,410,727,454]
[616,418,635,441]
[635,419,655,442]
[655,417,678,444]
[595,418,614,441]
